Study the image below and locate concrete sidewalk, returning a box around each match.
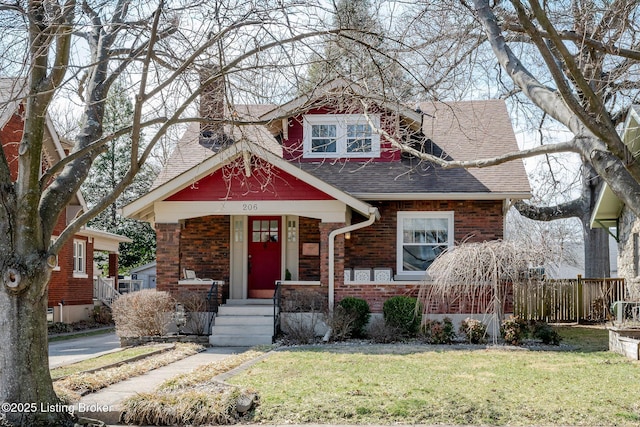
[75,346,249,424]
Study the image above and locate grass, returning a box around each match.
[229,326,640,426]
[54,343,203,402]
[50,344,168,379]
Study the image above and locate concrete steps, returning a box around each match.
[210,299,276,346]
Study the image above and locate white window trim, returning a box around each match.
[73,239,88,278]
[396,211,454,279]
[303,114,381,158]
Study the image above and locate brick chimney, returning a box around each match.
[199,66,230,150]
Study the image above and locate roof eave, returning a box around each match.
[590,183,624,229]
[352,192,532,201]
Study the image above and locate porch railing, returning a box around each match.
[206,280,222,334]
[93,276,121,308]
[273,280,282,342]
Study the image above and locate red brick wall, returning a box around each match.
[48,214,94,306]
[155,217,230,302]
[155,223,181,293]
[336,283,420,313]
[344,200,504,271]
[336,282,513,314]
[1,110,24,181]
[298,217,321,281]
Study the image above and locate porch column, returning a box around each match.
[319,222,346,310]
[156,222,181,294]
[108,253,119,289]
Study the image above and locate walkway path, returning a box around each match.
[75,346,249,424]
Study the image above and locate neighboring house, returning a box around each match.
[123,79,531,344]
[128,261,157,290]
[591,105,640,300]
[0,78,130,323]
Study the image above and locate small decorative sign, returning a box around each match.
[302,242,320,256]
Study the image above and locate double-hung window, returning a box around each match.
[303,114,380,158]
[397,211,454,277]
[73,239,87,277]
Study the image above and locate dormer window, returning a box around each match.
[303,114,381,158]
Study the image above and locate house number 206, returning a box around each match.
[242,203,258,211]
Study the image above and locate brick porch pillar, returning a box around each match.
[319,222,346,310]
[155,223,181,294]
[108,253,118,289]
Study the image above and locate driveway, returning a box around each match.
[49,331,121,368]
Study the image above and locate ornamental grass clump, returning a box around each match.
[459,318,488,344]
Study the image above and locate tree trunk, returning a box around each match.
[0,269,74,426]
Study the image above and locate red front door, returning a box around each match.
[248,216,281,298]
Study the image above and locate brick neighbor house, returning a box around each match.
[123,79,531,345]
[591,105,640,301]
[0,78,130,323]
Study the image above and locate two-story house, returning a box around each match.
[123,79,530,345]
[0,78,130,323]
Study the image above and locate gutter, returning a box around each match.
[327,207,380,312]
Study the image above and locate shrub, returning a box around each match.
[459,318,487,344]
[48,322,72,335]
[529,321,562,345]
[421,317,456,344]
[366,317,401,343]
[500,316,528,345]
[337,297,370,338]
[93,305,113,324]
[112,289,175,337]
[383,296,422,336]
[282,290,326,313]
[281,290,326,344]
[176,291,210,335]
[326,305,358,341]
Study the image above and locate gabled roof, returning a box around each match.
[0,77,88,211]
[133,86,530,222]
[259,79,422,134]
[293,99,530,199]
[0,78,26,129]
[590,105,640,229]
[124,139,377,222]
[151,105,279,190]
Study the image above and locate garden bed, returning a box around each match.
[609,327,640,360]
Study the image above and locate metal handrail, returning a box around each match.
[273,280,282,342]
[206,280,221,335]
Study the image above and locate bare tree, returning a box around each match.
[390,1,640,277]
[0,1,342,425]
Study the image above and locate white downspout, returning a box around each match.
[328,207,379,312]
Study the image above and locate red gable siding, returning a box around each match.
[283,107,401,162]
[166,157,334,201]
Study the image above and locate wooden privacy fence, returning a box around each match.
[513,276,626,323]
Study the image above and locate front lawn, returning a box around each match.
[229,327,640,426]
